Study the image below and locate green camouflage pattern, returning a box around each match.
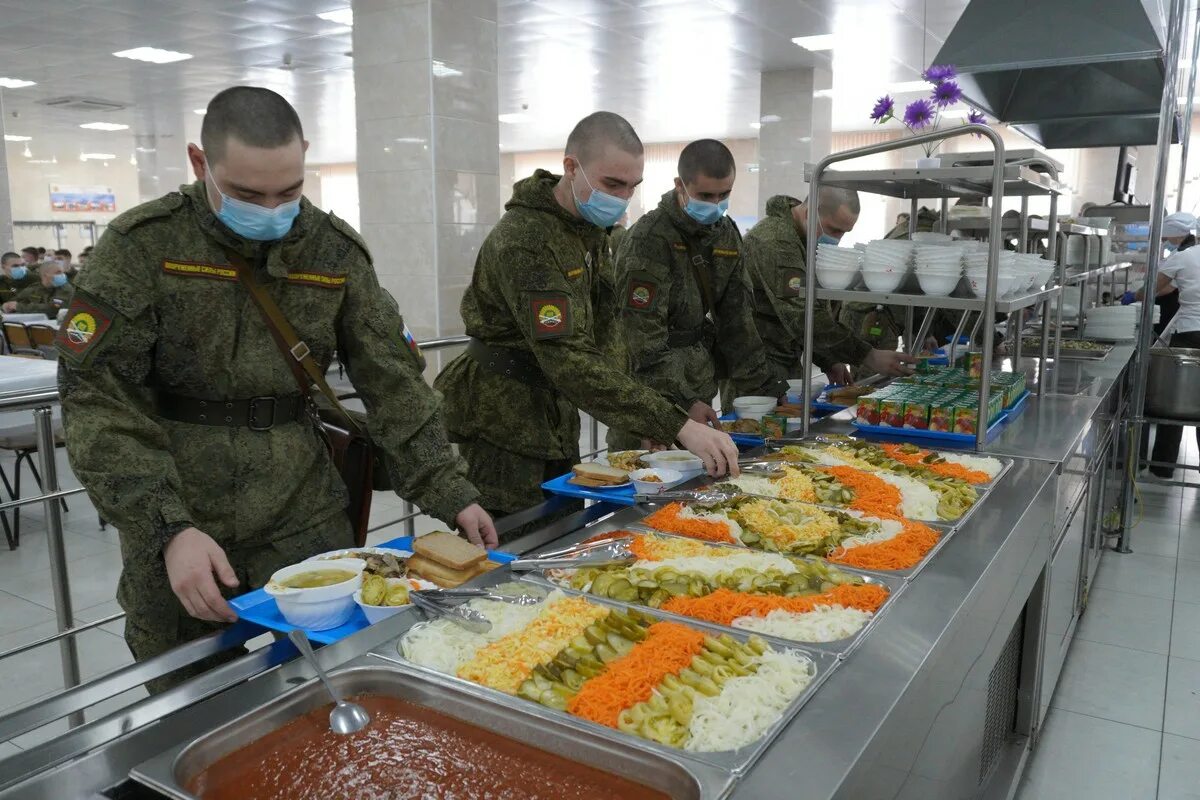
[0,273,35,303]
[11,281,73,317]
[741,195,873,380]
[435,170,687,513]
[58,180,478,666]
[609,189,784,446]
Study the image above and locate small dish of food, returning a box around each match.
[264,558,366,631]
[602,450,649,472]
[355,574,437,624]
[629,467,682,494]
[641,450,705,479]
[307,547,412,579]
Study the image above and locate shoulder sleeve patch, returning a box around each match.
[626,277,658,312]
[55,294,116,365]
[107,193,183,235]
[529,292,573,339]
[777,268,806,298]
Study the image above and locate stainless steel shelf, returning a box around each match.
[806,164,1065,199]
[945,218,1107,237]
[1060,262,1131,285]
[812,285,1060,313]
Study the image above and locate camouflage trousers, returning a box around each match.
[119,514,353,695]
[457,438,582,544]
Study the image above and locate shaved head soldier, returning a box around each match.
[59,86,495,692]
[607,138,786,450]
[436,113,740,537]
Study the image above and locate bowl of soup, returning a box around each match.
[264,558,366,630]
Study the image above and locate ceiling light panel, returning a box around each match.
[113,47,193,64]
[4,135,31,142]
[80,122,130,131]
[80,153,116,160]
[0,78,36,89]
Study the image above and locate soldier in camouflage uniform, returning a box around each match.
[733,190,914,406]
[0,252,35,304]
[609,140,786,450]
[4,260,73,318]
[57,87,495,693]
[436,112,739,525]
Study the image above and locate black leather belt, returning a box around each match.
[157,392,308,431]
[667,330,703,347]
[466,338,550,389]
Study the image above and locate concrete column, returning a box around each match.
[351,0,500,343]
[758,67,833,209]
[0,93,15,253]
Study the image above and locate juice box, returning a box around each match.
[856,395,881,425]
[903,398,931,429]
[929,402,954,431]
[953,404,979,434]
[880,399,905,428]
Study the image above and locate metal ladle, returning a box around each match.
[287,629,371,735]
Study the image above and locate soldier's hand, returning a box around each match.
[1,302,15,313]
[456,504,498,549]
[677,420,740,478]
[164,528,239,624]
[687,400,721,427]
[863,348,916,377]
[825,364,853,385]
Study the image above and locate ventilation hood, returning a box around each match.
[935,0,1179,147]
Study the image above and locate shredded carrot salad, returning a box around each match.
[829,519,941,571]
[880,444,990,484]
[661,584,889,627]
[642,503,737,544]
[582,529,641,546]
[820,466,902,517]
[567,621,707,728]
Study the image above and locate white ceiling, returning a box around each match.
[0,0,973,167]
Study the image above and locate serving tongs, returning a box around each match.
[408,590,495,633]
[632,487,747,507]
[508,537,636,572]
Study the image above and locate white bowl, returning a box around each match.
[641,450,705,479]
[817,265,858,289]
[917,271,961,296]
[630,467,683,494]
[912,232,953,243]
[354,577,434,624]
[733,395,777,409]
[264,558,366,631]
[861,268,904,292]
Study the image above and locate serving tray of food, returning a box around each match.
[543,452,699,505]
[513,529,905,657]
[230,534,516,645]
[370,569,840,777]
[1021,336,1113,360]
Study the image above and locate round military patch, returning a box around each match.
[66,312,97,345]
[627,279,657,311]
[788,275,804,293]
[631,286,651,306]
[537,303,563,329]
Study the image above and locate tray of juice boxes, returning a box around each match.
[851,365,1029,445]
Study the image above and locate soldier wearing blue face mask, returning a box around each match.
[606,139,786,450]
[4,260,73,318]
[0,252,34,303]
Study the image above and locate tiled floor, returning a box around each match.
[1017,472,1200,800]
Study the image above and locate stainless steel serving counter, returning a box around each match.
[0,345,1138,800]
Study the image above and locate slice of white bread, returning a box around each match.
[571,462,629,485]
[408,553,498,588]
[569,475,611,488]
[412,531,486,570]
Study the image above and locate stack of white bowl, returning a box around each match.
[965,251,1022,298]
[914,243,964,296]
[861,240,914,292]
[1084,302,1160,340]
[814,242,863,289]
[1009,253,1055,291]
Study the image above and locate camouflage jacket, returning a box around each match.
[0,273,35,303]
[12,281,73,317]
[435,170,687,460]
[58,180,477,553]
[743,195,873,375]
[613,190,785,410]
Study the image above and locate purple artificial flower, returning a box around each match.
[870,95,895,121]
[931,79,963,108]
[967,108,987,125]
[903,98,935,129]
[922,64,957,84]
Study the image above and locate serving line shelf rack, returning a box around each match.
[798,126,1068,449]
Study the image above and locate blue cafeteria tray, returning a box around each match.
[541,472,638,506]
[230,536,516,645]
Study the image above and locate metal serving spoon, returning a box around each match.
[287,629,371,735]
[423,588,545,605]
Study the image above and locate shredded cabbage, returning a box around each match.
[637,551,799,577]
[731,605,872,642]
[685,650,815,752]
[941,452,1003,478]
[873,471,940,520]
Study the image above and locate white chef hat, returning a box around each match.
[1162,212,1198,238]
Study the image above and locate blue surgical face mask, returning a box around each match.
[1165,241,1179,253]
[9,266,27,281]
[817,234,840,246]
[570,160,629,228]
[682,185,729,226]
[205,161,301,241]
[51,273,68,288]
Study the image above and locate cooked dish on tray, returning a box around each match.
[568,462,630,487]
[316,550,409,580]
[825,385,875,406]
[1022,336,1110,351]
[275,569,357,590]
[605,450,649,472]
[642,499,940,572]
[185,693,669,800]
[551,531,889,643]
[408,532,496,588]
[400,587,817,752]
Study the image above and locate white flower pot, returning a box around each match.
[916,156,941,169]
